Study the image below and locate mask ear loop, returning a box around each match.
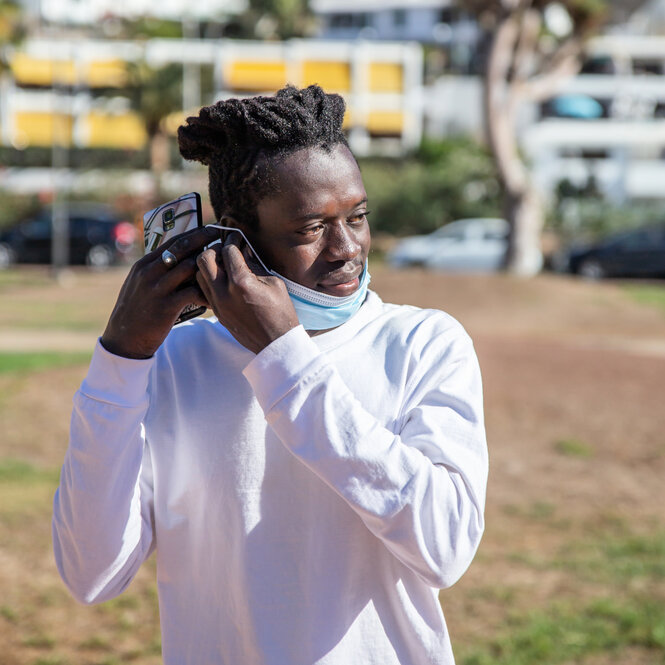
[207,224,273,275]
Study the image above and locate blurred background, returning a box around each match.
[1,1,665,663]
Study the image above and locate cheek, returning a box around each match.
[266,243,320,280]
[359,225,371,254]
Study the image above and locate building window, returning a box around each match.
[392,9,406,27]
[632,58,664,75]
[330,13,353,28]
[439,8,458,23]
[329,12,368,29]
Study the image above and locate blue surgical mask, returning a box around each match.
[208,225,371,331]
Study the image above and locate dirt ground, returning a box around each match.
[1,264,664,663]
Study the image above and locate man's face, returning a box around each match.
[246,144,371,297]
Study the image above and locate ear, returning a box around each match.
[219,215,253,236]
[219,214,239,228]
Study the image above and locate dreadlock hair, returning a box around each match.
[177,85,349,230]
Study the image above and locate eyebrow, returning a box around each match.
[292,198,369,223]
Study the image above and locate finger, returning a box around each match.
[172,284,209,311]
[242,245,270,276]
[224,230,271,276]
[222,232,271,277]
[165,224,220,261]
[157,255,199,292]
[221,241,255,286]
[195,258,225,308]
[146,225,220,267]
[224,230,244,248]
[195,269,211,304]
[196,247,226,285]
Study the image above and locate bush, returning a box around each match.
[548,179,665,243]
[358,136,502,236]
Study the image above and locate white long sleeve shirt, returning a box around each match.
[53,290,488,665]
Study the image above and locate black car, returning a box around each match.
[0,204,138,270]
[554,224,665,279]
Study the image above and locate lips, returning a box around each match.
[318,267,363,296]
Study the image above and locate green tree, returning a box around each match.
[245,0,314,39]
[461,0,609,275]
[360,137,502,236]
[0,1,25,72]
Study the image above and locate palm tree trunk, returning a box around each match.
[483,10,544,276]
[149,129,170,200]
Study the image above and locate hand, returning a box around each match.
[101,225,220,359]
[196,232,299,354]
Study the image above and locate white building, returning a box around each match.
[311,0,479,53]
[17,0,247,24]
[622,0,665,35]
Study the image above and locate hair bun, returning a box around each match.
[176,85,349,226]
[177,106,232,166]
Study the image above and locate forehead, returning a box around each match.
[261,144,366,215]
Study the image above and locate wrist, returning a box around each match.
[100,334,154,360]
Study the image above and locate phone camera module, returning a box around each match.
[162,208,176,231]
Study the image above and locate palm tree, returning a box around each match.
[130,62,183,199]
[462,0,610,275]
[0,1,25,69]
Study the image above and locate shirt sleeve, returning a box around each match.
[243,323,488,589]
[52,339,156,604]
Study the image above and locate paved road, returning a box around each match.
[0,329,98,352]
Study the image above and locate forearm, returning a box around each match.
[52,342,155,604]
[244,327,488,588]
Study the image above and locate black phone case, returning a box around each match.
[143,192,207,325]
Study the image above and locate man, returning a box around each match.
[53,85,488,664]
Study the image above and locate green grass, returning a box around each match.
[78,635,112,651]
[457,526,665,665]
[0,351,91,375]
[1,604,18,622]
[554,437,594,458]
[0,458,60,484]
[22,633,57,649]
[0,459,61,531]
[556,528,665,583]
[0,300,104,331]
[460,596,665,665]
[622,283,665,315]
[0,269,52,291]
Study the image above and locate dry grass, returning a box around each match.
[1,264,664,664]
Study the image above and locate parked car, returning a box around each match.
[553,224,665,279]
[387,218,511,273]
[0,204,138,270]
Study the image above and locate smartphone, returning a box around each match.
[143,192,207,325]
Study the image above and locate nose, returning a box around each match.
[323,221,362,262]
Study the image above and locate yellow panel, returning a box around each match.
[366,110,404,135]
[11,54,127,87]
[226,61,288,92]
[10,53,76,86]
[302,61,350,92]
[163,110,187,136]
[368,63,403,93]
[86,112,147,149]
[86,60,128,88]
[13,112,73,147]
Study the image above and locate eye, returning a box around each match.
[298,223,324,236]
[349,210,371,224]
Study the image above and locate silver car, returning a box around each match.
[387,218,511,272]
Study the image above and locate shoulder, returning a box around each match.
[364,290,473,352]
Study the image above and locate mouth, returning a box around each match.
[318,268,363,296]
